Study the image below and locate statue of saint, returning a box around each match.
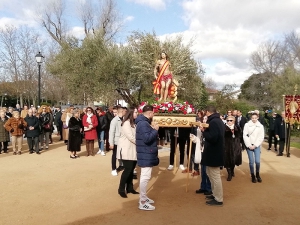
[153,52,173,102]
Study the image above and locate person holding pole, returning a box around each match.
[135,105,159,211]
[199,106,225,207]
[274,111,286,156]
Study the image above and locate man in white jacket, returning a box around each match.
[109,106,124,176]
[243,113,265,183]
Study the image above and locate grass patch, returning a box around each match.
[290,142,300,149]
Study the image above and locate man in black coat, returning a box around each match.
[200,105,225,207]
[25,109,41,154]
[275,111,286,156]
[54,106,63,141]
[236,110,247,150]
[265,110,278,151]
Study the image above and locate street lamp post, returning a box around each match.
[35,52,44,107]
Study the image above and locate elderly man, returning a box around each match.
[25,109,41,154]
[4,111,27,155]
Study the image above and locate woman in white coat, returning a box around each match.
[117,107,139,198]
[243,113,265,183]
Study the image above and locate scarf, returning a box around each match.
[226,124,235,130]
[86,113,93,124]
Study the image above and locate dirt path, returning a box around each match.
[1,138,300,225]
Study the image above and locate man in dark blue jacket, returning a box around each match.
[135,105,159,211]
[200,105,225,207]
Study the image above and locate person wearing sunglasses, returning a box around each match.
[38,105,52,150]
[224,116,242,181]
[243,113,264,183]
[82,107,98,156]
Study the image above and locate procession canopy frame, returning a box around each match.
[153,114,197,128]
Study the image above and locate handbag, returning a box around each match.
[43,123,51,130]
[63,124,68,129]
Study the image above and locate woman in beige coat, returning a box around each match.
[117,107,138,198]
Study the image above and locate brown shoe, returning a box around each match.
[182,169,192,173]
[13,152,17,155]
[191,171,200,176]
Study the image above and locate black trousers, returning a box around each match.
[59,123,63,140]
[170,137,187,165]
[112,145,117,170]
[118,160,137,192]
[0,141,8,151]
[278,139,285,154]
[27,137,39,153]
[268,130,278,149]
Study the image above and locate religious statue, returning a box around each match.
[153,52,174,102]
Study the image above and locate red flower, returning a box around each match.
[183,110,187,115]
[155,97,159,101]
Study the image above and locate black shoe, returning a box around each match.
[274,149,278,151]
[276,153,283,156]
[118,191,127,198]
[256,172,262,183]
[36,152,41,155]
[251,173,257,183]
[205,195,215,200]
[196,189,206,194]
[127,190,139,194]
[206,199,223,207]
[267,147,271,150]
[70,155,76,159]
[3,150,8,153]
[204,191,213,195]
[29,151,34,154]
[116,166,125,172]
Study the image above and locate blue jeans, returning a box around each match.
[246,146,261,174]
[97,130,105,151]
[200,164,211,191]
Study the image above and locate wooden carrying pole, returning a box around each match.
[174,128,178,173]
[185,137,193,192]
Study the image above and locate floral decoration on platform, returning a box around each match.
[138,100,195,115]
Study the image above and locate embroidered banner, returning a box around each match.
[285,95,300,124]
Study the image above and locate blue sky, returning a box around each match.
[1,0,300,88]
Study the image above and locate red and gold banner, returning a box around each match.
[285,95,300,124]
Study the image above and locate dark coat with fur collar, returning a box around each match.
[224,125,242,168]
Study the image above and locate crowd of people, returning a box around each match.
[0,103,287,210]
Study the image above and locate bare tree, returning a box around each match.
[250,40,285,75]
[40,0,68,46]
[0,25,43,107]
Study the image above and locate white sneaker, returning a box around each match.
[101,151,106,156]
[139,202,155,211]
[179,164,185,170]
[96,149,102,154]
[167,165,174,170]
[111,170,117,176]
[145,198,155,204]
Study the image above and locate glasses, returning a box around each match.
[227,120,233,122]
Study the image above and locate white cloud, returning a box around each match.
[175,0,300,88]
[67,26,85,39]
[127,0,169,10]
[124,16,134,22]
